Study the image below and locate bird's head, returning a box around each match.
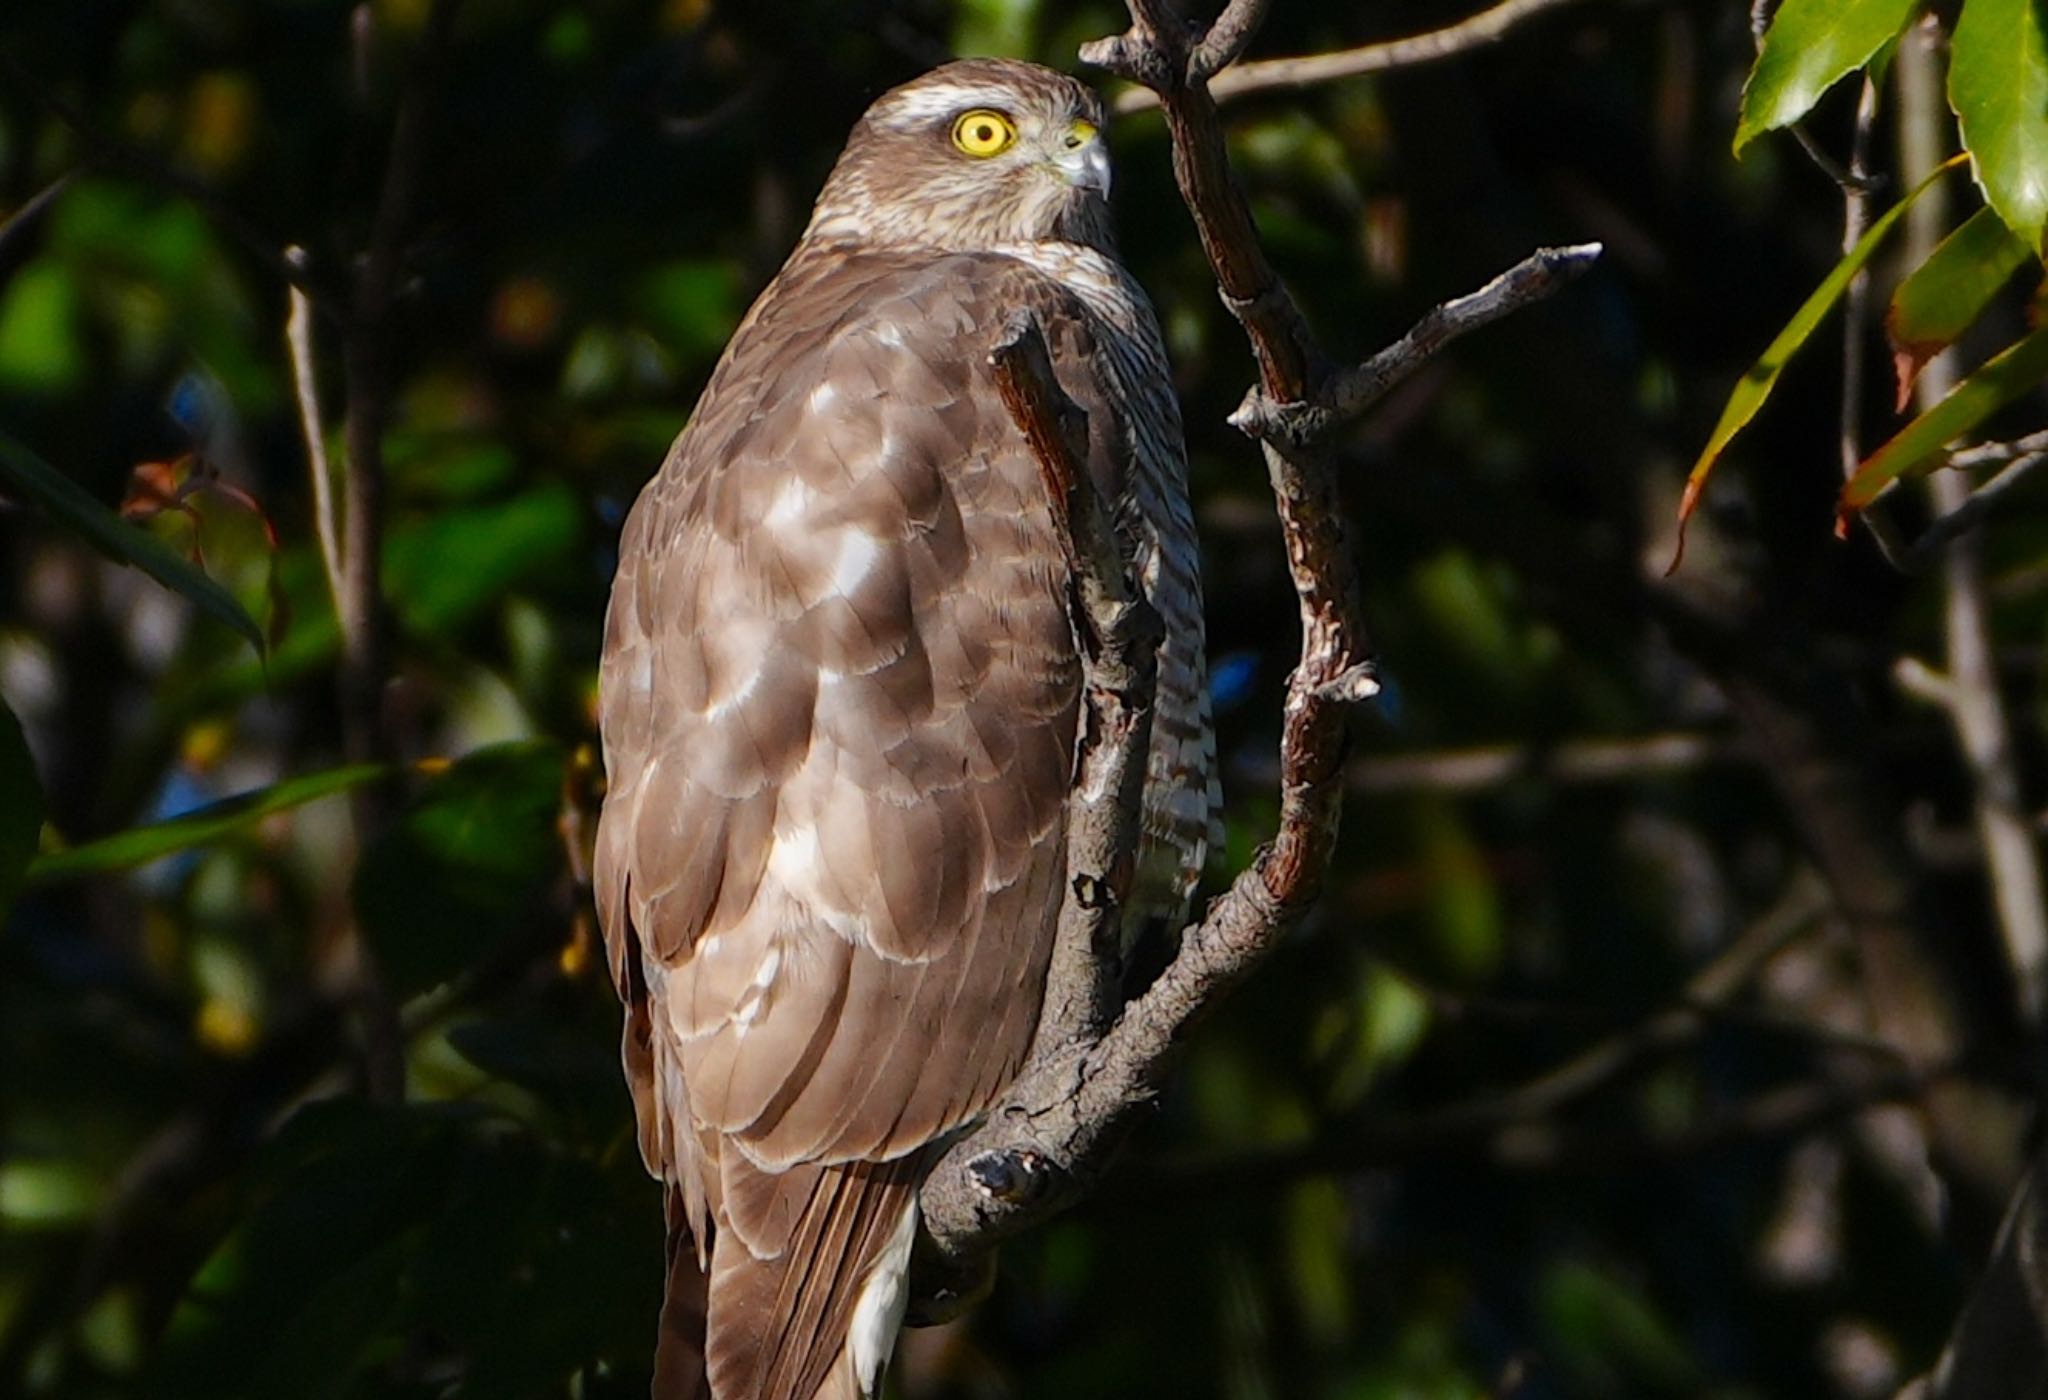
[804,58,1115,253]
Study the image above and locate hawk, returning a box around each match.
[594,58,1213,1400]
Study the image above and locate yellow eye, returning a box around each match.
[951,109,1017,158]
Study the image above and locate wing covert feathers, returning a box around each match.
[596,237,1208,1398]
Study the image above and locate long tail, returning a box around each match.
[708,1154,923,1400]
[655,1189,712,1399]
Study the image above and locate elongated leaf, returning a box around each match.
[1840,323,2048,520]
[1951,0,2048,253]
[0,429,264,654]
[1887,207,2032,408]
[0,698,41,921]
[1673,154,1968,568]
[26,764,383,886]
[1736,0,1921,152]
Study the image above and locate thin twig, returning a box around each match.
[1904,450,2048,573]
[1117,0,1594,114]
[1413,872,1829,1132]
[1231,729,1738,794]
[0,173,71,264]
[1836,76,1910,568]
[284,247,344,614]
[1230,243,1602,447]
[1156,1055,1977,1188]
[1949,430,2048,471]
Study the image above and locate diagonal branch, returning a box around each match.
[1230,243,1601,447]
[1904,447,2048,573]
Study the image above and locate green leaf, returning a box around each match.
[0,698,43,922]
[354,742,566,999]
[24,764,383,887]
[1951,0,2048,253]
[1841,323,2048,517]
[386,484,581,637]
[0,261,86,394]
[1673,153,1967,568]
[1886,206,2033,409]
[1736,0,1921,152]
[0,429,264,654]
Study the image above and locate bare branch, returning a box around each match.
[1906,450,2048,573]
[915,0,1593,1291]
[1836,76,1911,569]
[1117,0,1594,115]
[1190,0,1275,80]
[988,314,1163,1058]
[1230,243,1602,447]
[1349,730,1736,794]
[1950,430,2048,471]
[1161,1054,1977,1189]
[284,247,344,616]
[336,0,466,1101]
[1447,874,1829,1128]
[1898,20,2048,1028]
[0,173,71,263]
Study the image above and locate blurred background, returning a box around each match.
[3,0,2045,1395]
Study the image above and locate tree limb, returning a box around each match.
[1898,19,2048,1029]
[1228,243,1601,448]
[1905,446,2048,573]
[988,313,1163,1059]
[913,0,1594,1294]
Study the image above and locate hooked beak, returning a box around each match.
[1051,126,1112,197]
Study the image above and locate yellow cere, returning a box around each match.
[951,108,1017,157]
[1066,119,1098,149]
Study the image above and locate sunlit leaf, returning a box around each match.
[1672,154,1967,569]
[25,764,383,887]
[0,428,265,654]
[1840,323,2048,522]
[0,261,86,393]
[1886,206,2032,409]
[1735,0,1920,152]
[1951,0,2048,253]
[354,742,566,998]
[0,698,43,922]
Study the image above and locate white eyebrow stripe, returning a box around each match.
[874,87,1017,126]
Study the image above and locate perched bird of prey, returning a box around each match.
[594,57,1213,1399]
